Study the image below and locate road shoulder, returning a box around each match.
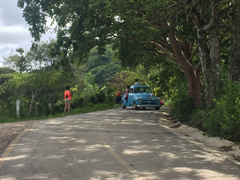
[158,107,240,165]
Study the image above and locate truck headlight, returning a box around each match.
[138,98,141,101]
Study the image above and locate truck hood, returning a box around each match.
[134,93,159,99]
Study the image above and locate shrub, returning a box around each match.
[53,100,65,114]
[20,99,29,118]
[72,96,84,108]
[42,94,50,116]
[90,95,97,104]
[96,91,106,103]
[203,80,240,142]
[190,109,208,129]
[170,90,194,122]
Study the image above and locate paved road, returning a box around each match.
[0,108,240,180]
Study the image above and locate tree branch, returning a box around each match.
[150,41,177,62]
[146,51,183,73]
[142,45,166,55]
[111,34,176,62]
[196,62,202,75]
[203,0,216,31]
[188,47,199,62]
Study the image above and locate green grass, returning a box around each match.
[0,103,115,124]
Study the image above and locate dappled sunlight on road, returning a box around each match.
[1,108,240,179]
[4,155,28,161]
[158,152,179,159]
[123,149,153,155]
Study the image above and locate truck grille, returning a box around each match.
[142,100,158,105]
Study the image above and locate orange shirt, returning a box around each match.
[116,91,121,97]
[64,90,72,100]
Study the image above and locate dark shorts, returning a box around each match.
[115,96,121,104]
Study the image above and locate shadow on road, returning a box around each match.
[1,108,240,180]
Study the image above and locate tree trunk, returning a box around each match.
[185,65,203,109]
[196,24,221,107]
[168,32,203,109]
[229,1,240,82]
[208,25,221,103]
[28,92,35,116]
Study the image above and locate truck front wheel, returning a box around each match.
[133,102,138,110]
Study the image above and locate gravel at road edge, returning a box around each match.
[0,120,41,156]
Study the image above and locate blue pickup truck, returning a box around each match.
[122,85,161,110]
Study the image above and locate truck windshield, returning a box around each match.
[134,87,151,93]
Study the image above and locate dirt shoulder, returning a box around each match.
[0,120,41,155]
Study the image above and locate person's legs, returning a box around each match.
[64,102,67,115]
[67,102,71,115]
[117,97,121,107]
[115,97,118,107]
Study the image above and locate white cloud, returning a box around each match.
[0,0,56,64]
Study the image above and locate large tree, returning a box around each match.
[3,48,30,73]
[229,0,240,82]
[17,0,237,108]
[26,39,59,71]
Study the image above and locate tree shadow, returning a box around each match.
[1,109,240,179]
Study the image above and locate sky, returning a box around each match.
[0,0,56,67]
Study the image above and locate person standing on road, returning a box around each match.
[134,79,140,86]
[115,90,121,108]
[64,86,72,115]
[123,86,130,107]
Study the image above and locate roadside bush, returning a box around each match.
[163,99,172,107]
[90,94,98,104]
[96,91,106,103]
[170,90,194,122]
[53,100,65,114]
[190,109,208,129]
[203,80,240,142]
[72,91,85,108]
[20,99,29,118]
[42,94,50,116]
[1,102,15,118]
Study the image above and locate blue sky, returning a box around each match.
[0,0,56,66]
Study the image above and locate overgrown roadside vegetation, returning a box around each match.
[0,103,115,124]
[1,0,240,146]
[169,78,240,143]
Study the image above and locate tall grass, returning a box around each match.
[0,103,115,124]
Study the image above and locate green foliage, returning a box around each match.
[170,89,195,122]
[203,80,240,142]
[190,109,208,129]
[85,45,120,86]
[163,99,172,107]
[0,40,119,123]
[90,95,98,104]
[96,91,106,103]
[72,91,85,108]
[42,94,50,116]
[0,102,114,124]
[0,67,15,75]
[53,100,65,114]
[19,99,29,118]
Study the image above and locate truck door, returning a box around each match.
[128,88,134,106]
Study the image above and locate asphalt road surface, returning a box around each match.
[0,108,240,180]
